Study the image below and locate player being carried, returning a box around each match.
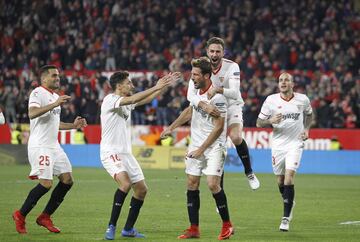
[256,72,313,231]
[100,71,181,240]
[163,37,259,190]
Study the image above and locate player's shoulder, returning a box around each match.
[222,58,240,73]
[294,92,310,102]
[30,86,44,97]
[266,93,280,101]
[222,58,236,65]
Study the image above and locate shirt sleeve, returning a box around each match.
[258,97,272,120]
[222,64,241,100]
[187,79,201,107]
[115,97,136,110]
[28,90,42,108]
[211,95,227,118]
[304,95,313,115]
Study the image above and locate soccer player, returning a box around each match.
[12,65,87,234]
[187,37,259,190]
[170,57,234,240]
[0,107,5,124]
[256,72,313,232]
[101,71,180,240]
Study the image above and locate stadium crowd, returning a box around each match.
[0,0,359,128]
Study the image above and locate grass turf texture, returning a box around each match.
[0,165,359,241]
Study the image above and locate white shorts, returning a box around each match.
[101,151,144,184]
[28,146,72,180]
[271,148,303,175]
[227,103,243,126]
[185,144,226,177]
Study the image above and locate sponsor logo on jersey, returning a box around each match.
[233,72,240,76]
[51,108,61,115]
[282,113,300,120]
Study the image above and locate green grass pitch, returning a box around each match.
[0,165,359,241]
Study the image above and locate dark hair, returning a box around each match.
[206,37,225,50]
[191,57,212,76]
[109,71,129,90]
[39,65,58,79]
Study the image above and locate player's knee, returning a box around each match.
[119,181,132,193]
[229,133,243,145]
[135,185,148,199]
[40,180,53,189]
[187,179,199,190]
[207,180,220,193]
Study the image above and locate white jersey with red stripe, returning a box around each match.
[28,86,61,148]
[258,92,313,150]
[100,93,135,153]
[190,87,228,148]
[187,58,244,107]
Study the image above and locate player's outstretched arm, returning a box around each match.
[136,72,181,107]
[160,106,192,139]
[28,95,71,120]
[187,115,225,159]
[59,116,87,130]
[119,73,176,106]
[0,108,5,124]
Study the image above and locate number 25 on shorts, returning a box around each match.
[39,155,50,166]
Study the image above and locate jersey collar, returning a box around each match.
[41,85,54,94]
[280,93,294,102]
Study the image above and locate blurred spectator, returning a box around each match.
[0,0,359,128]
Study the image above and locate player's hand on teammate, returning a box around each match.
[207,87,217,100]
[73,116,87,129]
[187,148,204,159]
[55,95,71,106]
[204,104,220,118]
[160,127,172,139]
[270,113,282,125]
[300,130,309,141]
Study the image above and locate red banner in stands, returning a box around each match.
[0,125,358,150]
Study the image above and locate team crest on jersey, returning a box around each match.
[219,77,224,82]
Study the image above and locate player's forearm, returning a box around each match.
[121,85,161,106]
[256,118,272,128]
[168,106,192,131]
[303,113,313,131]
[59,122,76,130]
[136,89,162,106]
[28,103,58,120]
[199,125,223,152]
[222,88,240,100]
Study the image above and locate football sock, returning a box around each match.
[283,185,295,217]
[20,183,50,216]
[43,181,72,215]
[220,172,224,189]
[278,185,284,198]
[124,197,144,231]
[187,190,200,226]
[235,140,253,175]
[109,189,128,226]
[213,189,230,222]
